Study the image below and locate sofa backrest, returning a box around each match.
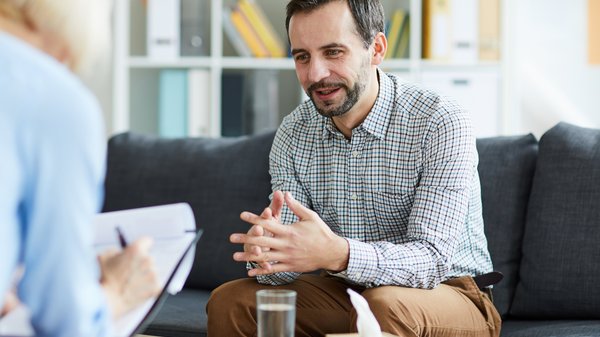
[103,131,277,290]
[103,130,540,306]
[476,134,538,317]
[510,122,600,319]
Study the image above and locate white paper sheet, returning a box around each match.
[0,203,201,337]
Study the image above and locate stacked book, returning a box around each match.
[385,9,410,59]
[223,0,287,58]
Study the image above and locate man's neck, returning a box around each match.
[331,69,381,139]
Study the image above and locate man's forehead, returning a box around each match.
[288,1,359,47]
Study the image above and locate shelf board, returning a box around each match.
[128,56,212,68]
[127,57,499,72]
[221,57,295,69]
[381,59,412,70]
[420,60,501,71]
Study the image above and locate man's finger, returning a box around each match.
[248,262,291,277]
[260,207,272,219]
[240,212,286,235]
[230,233,279,249]
[232,249,283,263]
[269,190,285,220]
[262,207,274,219]
[284,192,314,220]
[248,224,264,237]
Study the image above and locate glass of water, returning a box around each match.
[256,289,297,337]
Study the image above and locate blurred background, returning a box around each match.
[86,0,600,139]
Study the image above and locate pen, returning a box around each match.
[116,226,128,248]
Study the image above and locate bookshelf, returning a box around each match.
[112,0,507,138]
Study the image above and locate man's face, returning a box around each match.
[288,1,374,118]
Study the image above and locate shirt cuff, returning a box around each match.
[346,238,379,285]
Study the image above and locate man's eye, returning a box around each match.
[326,50,341,57]
[295,54,309,62]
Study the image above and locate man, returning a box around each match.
[207,0,501,336]
[0,0,161,336]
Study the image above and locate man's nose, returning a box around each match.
[307,58,330,84]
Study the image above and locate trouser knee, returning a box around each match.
[356,288,418,337]
[207,278,258,330]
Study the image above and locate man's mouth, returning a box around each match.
[313,87,341,100]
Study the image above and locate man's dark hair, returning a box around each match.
[285,0,385,49]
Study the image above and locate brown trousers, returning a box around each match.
[206,274,501,337]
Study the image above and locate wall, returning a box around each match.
[514,0,600,137]
[91,1,600,138]
[81,56,113,137]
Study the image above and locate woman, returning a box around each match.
[0,1,160,336]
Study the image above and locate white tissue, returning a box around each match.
[347,289,382,337]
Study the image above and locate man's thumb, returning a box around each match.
[284,192,313,219]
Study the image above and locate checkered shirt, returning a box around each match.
[254,70,493,288]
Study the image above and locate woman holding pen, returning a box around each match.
[0,0,161,336]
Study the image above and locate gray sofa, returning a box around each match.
[102,122,600,337]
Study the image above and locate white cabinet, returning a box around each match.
[111,0,506,138]
[420,68,500,137]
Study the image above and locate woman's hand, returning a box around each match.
[98,237,161,318]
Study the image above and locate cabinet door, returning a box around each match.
[420,70,499,137]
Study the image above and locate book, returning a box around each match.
[222,6,253,57]
[395,14,410,59]
[589,0,600,64]
[0,203,202,337]
[187,69,211,137]
[423,0,478,62]
[158,70,188,138]
[451,0,478,62]
[147,0,180,59]
[478,0,500,61]
[422,0,451,60]
[243,70,280,135]
[221,72,246,136]
[385,9,407,59]
[230,5,270,57]
[180,0,210,56]
[237,0,286,58]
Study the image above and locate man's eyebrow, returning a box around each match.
[291,48,307,56]
[291,43,349,56]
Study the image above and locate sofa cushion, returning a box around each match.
[103,131,276,290]
[511,122,600,318]
[142,289,210,337]
[476,134,538,317]
[501,320,600,337]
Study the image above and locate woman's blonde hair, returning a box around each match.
[0,0,112,72]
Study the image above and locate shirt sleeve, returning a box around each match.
[344,107,477,289]
[250,119,310,285]
[17,88,112,337]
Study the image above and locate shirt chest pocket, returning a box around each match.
[371,191,413,234]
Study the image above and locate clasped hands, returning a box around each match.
[230,191,349,277]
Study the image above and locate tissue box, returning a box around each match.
[325,333,400,337]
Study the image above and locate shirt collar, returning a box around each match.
[321,68,395,140]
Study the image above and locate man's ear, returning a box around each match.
[371,32,387,65]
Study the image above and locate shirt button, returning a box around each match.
[352,151,360,158]
[350,193,358,201]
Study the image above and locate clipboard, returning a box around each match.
[0,203,201,337]
[127,227,202,336]
[93,203,201,337]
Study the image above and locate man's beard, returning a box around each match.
[308,81,364,118]
[306,62,370,118]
